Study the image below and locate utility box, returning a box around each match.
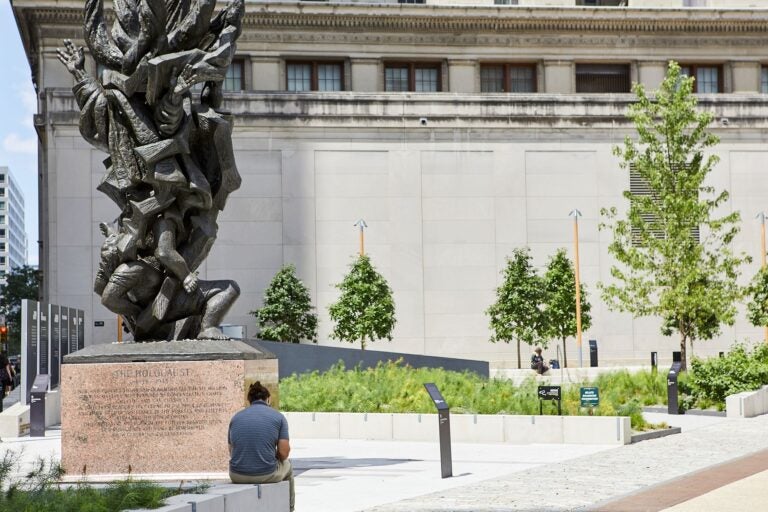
[667,352,682,415]
[30,374,50,437]
[589,339,598,367]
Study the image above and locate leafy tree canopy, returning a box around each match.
[251,264,317,343]
[0,265,41,354]
[600,61,748,370]
[487,247,546,368]
[328,254,396,350]
[543,249,592,367]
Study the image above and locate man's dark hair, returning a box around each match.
[248,381,270,403]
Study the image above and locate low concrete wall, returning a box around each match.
[490,365,650,385]
[129,482,290,512]
[726,385,768,418]
[0,388,61,438]
[284,412,631,445]
[247,339,489,379]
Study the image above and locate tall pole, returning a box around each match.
[117,315,123,343]
[570,209,583,368]
[354,219,368,256]
[758,212,768,343]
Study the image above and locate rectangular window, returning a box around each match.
[0,243,5,251]
[0,229,5,237]
[0,202,5,210]
[0,174,4,182]
[575,64,631,93]
[286,62,343,92]
[680,65,722,93]
[384,63,441,92]
[223,59,245,92]
[481,64,536,93]
[0,215,5,223]
[762,67,768,94]
[0,189,4,197]
[0,257,5,265]
[398,0,425,3]
[494,0,518,4]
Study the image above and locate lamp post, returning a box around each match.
[757,212,768,343]
[569,209,583,368]
[354,219,368,256]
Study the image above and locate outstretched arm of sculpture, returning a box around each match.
[154,218,199,293]
[56,39,87,81]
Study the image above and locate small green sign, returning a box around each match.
[580,387,599,408]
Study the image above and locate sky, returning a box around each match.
[0,1,40,266]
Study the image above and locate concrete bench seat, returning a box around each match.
[129,482,290,512]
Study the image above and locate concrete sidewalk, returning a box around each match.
[1,412,766,512]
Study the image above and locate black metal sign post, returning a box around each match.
[667,351,682,415]
[424,383,452,478]
[538,385,562,415]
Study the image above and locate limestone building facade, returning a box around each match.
[11,0,768,364]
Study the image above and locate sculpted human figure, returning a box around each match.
[58,0,244,341]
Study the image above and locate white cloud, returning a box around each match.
[2,132,37,154]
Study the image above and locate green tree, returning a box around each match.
[600,61,748,371]
[747,267,768,330]
[328,254,396,350]
[0,265,41,354]
[542,249,592,368]
[251,265,317,343]
[487,247,546,369]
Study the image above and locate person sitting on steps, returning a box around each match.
[531,347,549,375]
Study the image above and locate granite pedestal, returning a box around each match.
[61,340,278,477]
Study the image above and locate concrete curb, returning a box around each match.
[285,412,631,445]
[630,427,682,444]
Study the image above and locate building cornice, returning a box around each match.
[13,2,768,35]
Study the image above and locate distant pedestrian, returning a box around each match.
[0,353,14,411]
[531,347,549,375]
[228,381,294,511]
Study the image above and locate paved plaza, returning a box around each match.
[2,410,767,511]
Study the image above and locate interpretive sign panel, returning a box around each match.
[424,382,452,478]
[50,305,61,389]
[77,310,85,351]
[39,305,49,375]
[61,360,246,474]
[68,308,78,355]
[580,387,599,408]
[21,300,38,405]
[538,385,562,416]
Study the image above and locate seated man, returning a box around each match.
[228,382,294,512]
[531,347,550,375]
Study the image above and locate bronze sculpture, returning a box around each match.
[58,0,244,341]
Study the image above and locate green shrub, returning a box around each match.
[0,452,189,511]
[280,360,670,429]
[688,343,768,406]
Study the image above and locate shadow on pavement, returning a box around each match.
[293,457,420,475]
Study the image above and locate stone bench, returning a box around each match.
[726,385,768,418]
[129,482,290,512]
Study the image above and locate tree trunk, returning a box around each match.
[679,332,687,372]
[517,339,521,369]
[562,337,568,368]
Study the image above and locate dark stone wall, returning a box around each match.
[245,339,489,380]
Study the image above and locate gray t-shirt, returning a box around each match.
[228,401,289,475]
